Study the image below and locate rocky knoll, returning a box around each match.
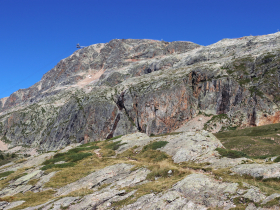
[1,33,280,151]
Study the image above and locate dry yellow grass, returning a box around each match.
[1,190,55,210]
[27,178,39,186]
[0,167,29,189]
[45,155,104,188]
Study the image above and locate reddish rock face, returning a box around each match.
[258,111,280,126]
[121,84,194,135]
[1,34,280,150]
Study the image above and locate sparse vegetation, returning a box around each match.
[0,171,14,178]
[215,123,280,157]
[142,141,168,151]
[150,132,182,137]
[104,140,126,150]
[215,148,247,158]
[1,190,55,210]
[106,135,123,142]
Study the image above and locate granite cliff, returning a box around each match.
[1,33,280,150]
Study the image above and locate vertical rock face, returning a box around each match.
[120,83,195,135]
[1,33,280,149]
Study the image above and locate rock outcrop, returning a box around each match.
[0,130,278,209]
[1,33,280,151]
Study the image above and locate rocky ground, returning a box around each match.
[1,33,280,209]
[0,130,278,209]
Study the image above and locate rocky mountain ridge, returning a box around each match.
[1,33,280,150]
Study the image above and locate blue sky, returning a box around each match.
[1,0,280,99]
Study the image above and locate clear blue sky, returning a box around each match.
[1,0,280,99]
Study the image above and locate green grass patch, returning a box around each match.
[68,145,99,153]
[215,148,247,158]
[106,135,123,142]
[41,162,76,170]
[214,123,280,157]
[42,145,93,170]
[139,150,168,162]
[273,156,280,162]
[0,171,14,178]
[43,153,92,165]
[150,132,181,137]
[142,141,168,151]
[105,141,126,150]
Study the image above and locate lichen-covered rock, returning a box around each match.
[0,152,55,173]
[122,173,238,210]
[38,197,79,210]
[210,157,249,168]
[3,201,25,210]
[114,132,152,154]
[55,163,149,196]
[68,189,127,210]
[159,130,223,163]
[243,188,266,203]
[231,163,280,179]
[262,193,280,205]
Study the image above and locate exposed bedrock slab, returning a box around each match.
[123,173,238,210]
[115,132,152,154]
[159,130,223,163]
[231,163,280,179]
[0,152,55,173]
[55,163,149,196]
[209,157,249,168]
